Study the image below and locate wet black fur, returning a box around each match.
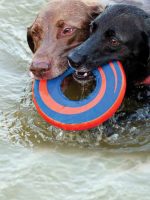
[68,4,150,90]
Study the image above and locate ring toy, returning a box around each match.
[33,61,126,131]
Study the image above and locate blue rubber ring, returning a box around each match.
[33,61,126,130]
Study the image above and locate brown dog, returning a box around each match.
[27,0,104,80]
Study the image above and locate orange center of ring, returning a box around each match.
[39,68,106,115]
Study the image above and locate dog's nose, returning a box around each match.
[67,52,86,69]
[30,61,50,75]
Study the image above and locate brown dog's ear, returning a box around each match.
[90,5,103,19]
[86,1,105,19]
[27,26,35,53]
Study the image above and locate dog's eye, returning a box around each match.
[57,25,76,39]
[61,27,75,36]
[110,38,120,46]
[90,22,97,33]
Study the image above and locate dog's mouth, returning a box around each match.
[73,70,94,83]
[29,71,51,80]
[29,67,67,80]
[68,60,94,83]
[74,70,92,79]
[71,64,94,83]
[141,76,150,85]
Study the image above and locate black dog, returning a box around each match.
[68,4,150,91]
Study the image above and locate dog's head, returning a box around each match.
[68,4,150,84]
[27,0,104,79]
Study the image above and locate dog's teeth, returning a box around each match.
[84,72,88,77]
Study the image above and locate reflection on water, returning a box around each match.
[1,80,149,149]
[0,0,150,200]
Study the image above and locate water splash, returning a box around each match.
[1,80,149,150]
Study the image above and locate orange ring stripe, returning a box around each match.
[39,67,106,115]
[33,61,126,131]
[109,62,118,92]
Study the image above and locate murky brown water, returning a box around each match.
[0,0,150,199]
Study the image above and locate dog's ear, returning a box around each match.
[90,5,104,19]
[27,26,35,53]
[145,17,150,66]
[86,1,104,19]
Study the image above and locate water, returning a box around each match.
[0,0,150,199]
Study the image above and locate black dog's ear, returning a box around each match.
[145,17,150,38]
[145,17,150,66]
[27,26,35,53]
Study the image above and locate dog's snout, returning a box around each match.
[30,61,50,74]
[68,52,87,69]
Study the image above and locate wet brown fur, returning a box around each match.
[27,0,104,79]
